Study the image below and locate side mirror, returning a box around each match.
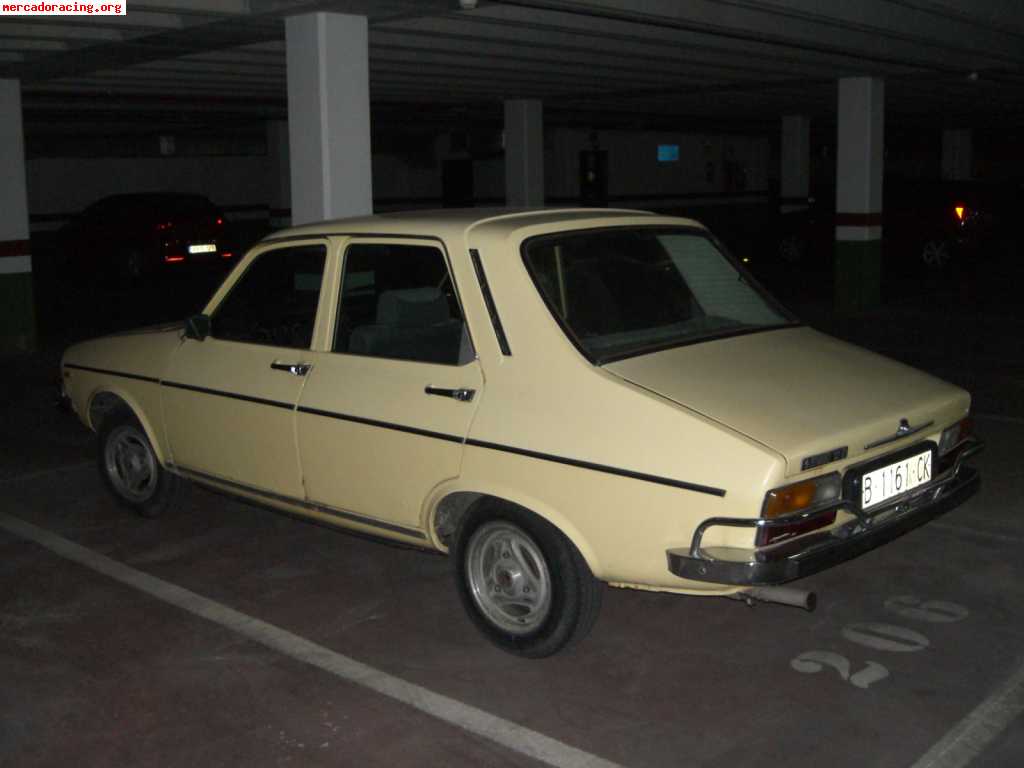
[184,314,211,341]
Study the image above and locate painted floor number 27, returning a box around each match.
[791,596,969,689]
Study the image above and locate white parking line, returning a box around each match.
[0,512,624,768]
[910,658,1024,768]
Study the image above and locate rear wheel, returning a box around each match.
[98,410,181,518]
[922,239,951,269]
[453,502,602,657]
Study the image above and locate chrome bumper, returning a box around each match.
[667,440,983,586]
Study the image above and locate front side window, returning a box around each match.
[334,243,472,365]
[523,227,793,363]
[211,244,326,348]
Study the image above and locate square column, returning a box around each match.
[941,129,972,181]
[780,115,810,212]
[266,119,291,228]
[504,99,544,207]
[286,13,372,225]
[835,77,885,312]
[0,79,34,352]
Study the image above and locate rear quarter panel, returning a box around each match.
[442,216,785,592]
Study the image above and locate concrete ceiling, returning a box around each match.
[3,0,1024,131]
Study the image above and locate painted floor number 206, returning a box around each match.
[791,596,970,689]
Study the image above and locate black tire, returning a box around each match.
[97,409,181,518]
[453,502,603,658]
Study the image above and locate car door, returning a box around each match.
[296,237,483,534]
[162,240,328,499]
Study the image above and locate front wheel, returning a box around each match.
[453,503,602,657]
[98,410,181,518]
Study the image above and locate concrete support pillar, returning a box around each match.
[285,12,372,225]
[504,99,544,207]
[941,128,973,181]
[780,114,810,212]
[835,77,885,313]
[266,119,291,228]
[0,79,34,352]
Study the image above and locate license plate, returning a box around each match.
[861,449,932,510]
[188,243,217,254]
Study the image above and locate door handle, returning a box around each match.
[424,386,476,402]
[270,361,312,376]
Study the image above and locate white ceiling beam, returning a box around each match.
[0,23,124,42]
[0,39,70,52]
[122,0,251,15]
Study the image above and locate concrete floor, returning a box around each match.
[3,292,1023,768]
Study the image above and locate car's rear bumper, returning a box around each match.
[667,440,982,586]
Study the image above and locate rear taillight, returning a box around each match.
[164,254,186,263]
[216,217,224,226]
[939,416,972,456]
[758,473,841,546]
[156,220,173,231]
[938,415,973,472]
[221,251,233,259]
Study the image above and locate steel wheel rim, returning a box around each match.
[922,240,949,267]
[104,425,158,503]
[465,521,552,635]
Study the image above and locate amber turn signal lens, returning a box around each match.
[763,480,816,519]
[762,473,841,519]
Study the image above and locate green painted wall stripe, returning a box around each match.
[0,271,36,353]
[834,240,882,313]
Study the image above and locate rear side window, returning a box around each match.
[334,243,473,366]
[211,244,326,349]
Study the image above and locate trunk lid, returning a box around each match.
[604,327,969,475]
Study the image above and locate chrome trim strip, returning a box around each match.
[63,363,160,384]
[297,406,464,444]
[864,419,934,450]
[168,463,428,540]
[158,382,724,497]
[160,380,294,410]
[465,438,727,497]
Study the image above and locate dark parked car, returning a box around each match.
[761,179,1020,274]
[58,193,236,283]
[884,179,1019,269]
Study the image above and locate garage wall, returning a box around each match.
[27,156,270,218]
[26,149,445,225]
[26,125,772,227]
[546,128,770,204]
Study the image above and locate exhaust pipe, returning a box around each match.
[731,586,816,611]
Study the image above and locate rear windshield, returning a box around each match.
[522,227,794,363]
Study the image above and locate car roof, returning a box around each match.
[263,207,704,244]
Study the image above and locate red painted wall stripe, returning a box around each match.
[0,240,31,258]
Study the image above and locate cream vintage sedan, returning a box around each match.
[61,209,982,657]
